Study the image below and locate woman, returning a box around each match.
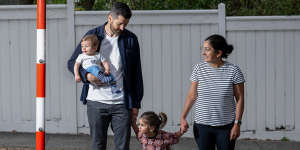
[180,34,245,150]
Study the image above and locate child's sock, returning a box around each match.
[97,72,120,93]
[97,72,114,83]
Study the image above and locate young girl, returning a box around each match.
[136,111,184,150]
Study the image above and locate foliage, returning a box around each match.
[281,136,289,141]
[75,0,300,16]
[0,0,66,5]
[0,0,33,5]
[76,0,95,10]
[2,0,299,15]
[32,0,66,4]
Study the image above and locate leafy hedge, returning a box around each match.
[4,0,300,16]
[76,0,300,16]
[32,0,66,4]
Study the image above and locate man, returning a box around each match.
[67,2,143,150]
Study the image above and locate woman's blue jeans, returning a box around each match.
[193,122,236,150]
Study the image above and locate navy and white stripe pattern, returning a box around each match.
[190,61,245,126]
[97,72,121,94]
[97,71,114,84]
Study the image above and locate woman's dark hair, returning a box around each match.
[140,111,167,133]
[111,2,132,19]
[205,34,234,59]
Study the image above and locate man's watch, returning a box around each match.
[234,120,242,126]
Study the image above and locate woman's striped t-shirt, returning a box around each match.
[190,61,245,126]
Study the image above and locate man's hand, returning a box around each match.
[230,124,240,140]
[131,108,139,135]
[180,118,189,134]
[87,73,103,86]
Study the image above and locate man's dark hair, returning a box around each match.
[111,2,132,19]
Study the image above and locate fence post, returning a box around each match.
[218,3,226,37]
[66,0,77,133]
[67,0,75,47]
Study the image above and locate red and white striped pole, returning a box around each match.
[36,0,46,150]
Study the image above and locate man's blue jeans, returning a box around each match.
[87,100,131,150]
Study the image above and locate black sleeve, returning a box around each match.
[132,36,144,108]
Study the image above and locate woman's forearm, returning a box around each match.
[234,83,245,121]
[235,97,244,121]
[181,96,195,119]
[181,82,198,119]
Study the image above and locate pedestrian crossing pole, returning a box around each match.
[36,0,46,150]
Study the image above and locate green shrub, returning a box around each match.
[75,0,300,16]
[32,0,66,4]
[281,136,289,141]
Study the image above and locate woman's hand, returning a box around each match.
[230,124,240,140]
[180,118,189,134]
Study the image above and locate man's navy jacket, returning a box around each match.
[67,23,144,109]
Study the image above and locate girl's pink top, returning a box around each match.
[138,130,179,150]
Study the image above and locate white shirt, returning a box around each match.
[75,52,105,69]
[86,35,124,104]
